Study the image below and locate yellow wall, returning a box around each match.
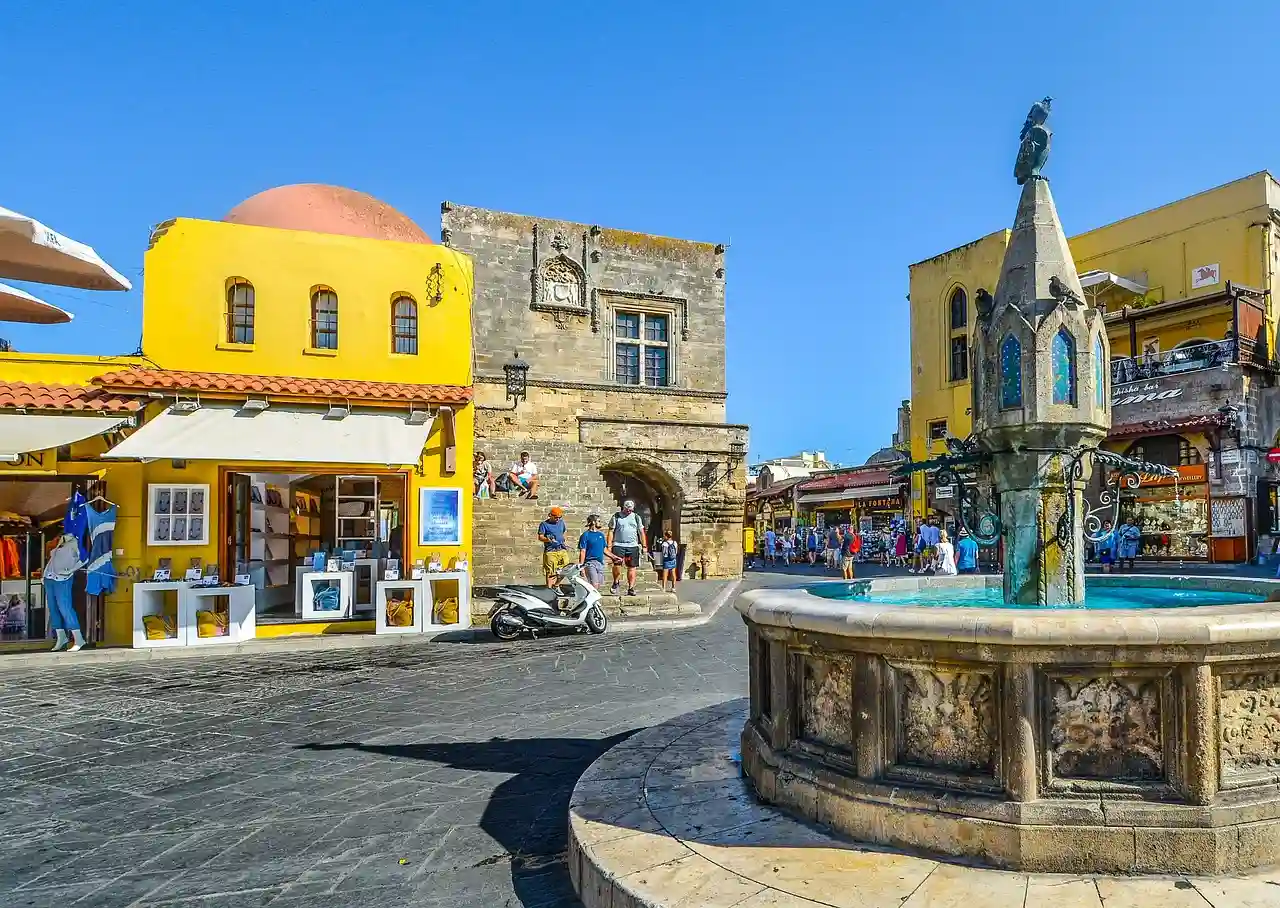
[1,216,476,646]
[143,218,473,386]
[908,172,1280,518]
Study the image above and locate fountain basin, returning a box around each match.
[738,574,1280,874]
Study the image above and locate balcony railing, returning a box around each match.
[1111,339,1237,385]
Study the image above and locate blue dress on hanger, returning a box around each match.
[85,504,117,596]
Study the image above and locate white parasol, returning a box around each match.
[0,205,131,291]
[0,280,72,324]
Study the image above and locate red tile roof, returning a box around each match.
[1109,414,1231,439]
[798,467,899,493]
[0,381,141,413]
[92,368,473,405]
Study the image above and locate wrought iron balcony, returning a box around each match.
[1111,339,1237,384]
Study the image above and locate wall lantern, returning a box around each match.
[729,441,747,462]
[504,350,530,406]
[425,263,445,304]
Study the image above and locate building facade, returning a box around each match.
[442,203,747,585]
[0,185,475,648]
[909,171,1280,561]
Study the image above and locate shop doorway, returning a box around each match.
[223,471,408,619]
[0,476,106,643]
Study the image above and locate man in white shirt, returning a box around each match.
[507,451,540,499]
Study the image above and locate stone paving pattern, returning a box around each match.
[0,579,757,907]
[570,706,1280,908]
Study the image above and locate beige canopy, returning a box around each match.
[0,206,131,291]
[0,280,71,325]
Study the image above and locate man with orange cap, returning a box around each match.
[538,506,570,588]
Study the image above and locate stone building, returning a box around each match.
[441,203,747,586]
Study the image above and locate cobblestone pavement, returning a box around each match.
[0,574,807,908]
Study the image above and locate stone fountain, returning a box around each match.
[735,101,1280,874]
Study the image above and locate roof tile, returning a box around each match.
[798,467,899,493]
[0,381,141,413]
[92,367,473,405]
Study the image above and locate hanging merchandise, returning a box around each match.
[0,535,20,579]
[65,489,90,560]
[85,502,118,596]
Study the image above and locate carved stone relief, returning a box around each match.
[895,665,995,774]
[1220,669,1280,781]
[1049,676,1163,780]
[800,655,852,752]
[539,256,585,311]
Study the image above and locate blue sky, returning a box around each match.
[6,1,1280,466]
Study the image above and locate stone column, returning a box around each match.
[995,452,1085,607]
[1004,663,1039,801]
[1183,663,1218,806]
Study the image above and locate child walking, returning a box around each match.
[659,530,679,592]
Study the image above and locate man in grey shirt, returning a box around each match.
[607,499,647,596]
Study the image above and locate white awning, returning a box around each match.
[0,281,72,324]
[103,405,435,466]
[0,413,130,457]
[797,484,902,505]
[0,206,132,291]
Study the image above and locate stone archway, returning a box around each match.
[599,456,684,548]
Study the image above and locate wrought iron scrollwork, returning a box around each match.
[1059,447,1178,547]
[894,435,1001,547]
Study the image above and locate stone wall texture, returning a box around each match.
[444,204,747,585]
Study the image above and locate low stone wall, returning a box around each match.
[738,575,1280,874]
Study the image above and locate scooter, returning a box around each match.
[488,562,609,640]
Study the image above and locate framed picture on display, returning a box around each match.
[147,484,210,546]
[419,488,462,546]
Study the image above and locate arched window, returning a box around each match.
[1000,335,1022,409]
[226,280,254,345]
[1093,335,1106,408]
[948,288,968,381]
[392,295,418,355]
[1052,328,1076,404]
[311,288,338,350]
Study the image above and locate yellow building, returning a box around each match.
[0,184,475,649]
[909,171,1280,562]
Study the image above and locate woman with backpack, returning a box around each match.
[658,530,679,593]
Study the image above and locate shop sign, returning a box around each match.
[1108,462,1208,488]
[1219,449,1241,466]
[934,486,954,499]
[0,449,57,472]
[1111,380,1183,407]
[1268,448,1280,465]
[1191,263,1221,290]
[856,496,901,511]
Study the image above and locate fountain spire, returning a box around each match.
[970,100,1110,605]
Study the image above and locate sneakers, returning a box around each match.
[626,587,636,597]
[610,582,620,595]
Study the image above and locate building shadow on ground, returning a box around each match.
[300,731,634,906]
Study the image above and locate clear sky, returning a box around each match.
[6,1,1280,466]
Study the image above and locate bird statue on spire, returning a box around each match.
[1014,97,1052,185]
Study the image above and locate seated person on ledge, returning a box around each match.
[507,451,540,499]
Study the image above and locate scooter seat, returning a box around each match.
[507,586,561,604]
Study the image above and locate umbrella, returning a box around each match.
[0,206,131,291]
[0,281,72,324]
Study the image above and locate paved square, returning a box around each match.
[0,591,753,907]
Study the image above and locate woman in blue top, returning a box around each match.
[1095,520,1117,573]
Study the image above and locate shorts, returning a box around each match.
[841,557,855,570]
[959,566,978,574]
[543,549,571,577]
[584,559,605,587]
[661,559,678,571]
[612,545,641,567]
[1098,550,1115,565]
[919,546,936,559]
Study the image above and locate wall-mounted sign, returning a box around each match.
[1268,448,1280,465]
[1219,448,1241,466]
[934,486,954,499]
[1112,380,1183,407]
[1191,263,1221,290]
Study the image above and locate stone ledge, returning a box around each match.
[568,706,1280,908]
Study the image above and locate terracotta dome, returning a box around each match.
[223,184,432,244]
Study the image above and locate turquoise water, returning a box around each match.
[805,582,1265,610]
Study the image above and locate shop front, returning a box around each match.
[1104,463,1211,562]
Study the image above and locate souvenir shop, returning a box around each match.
[1112,463,1212,562]
[0,474,116,648]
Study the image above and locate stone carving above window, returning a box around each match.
[1220,669,1280,784]
[535,255,587,314]
[800,655,853,753]
[894,664,995,775]
[1049,675,1163,780]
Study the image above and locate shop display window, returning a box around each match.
[1120,485,1209,560]
[148,483,209,546]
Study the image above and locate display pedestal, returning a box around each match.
[375,579,425,634]
[300,571,353,620]
[184,585,256,646]
[132,581,186,648]
[425,571,471,629]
